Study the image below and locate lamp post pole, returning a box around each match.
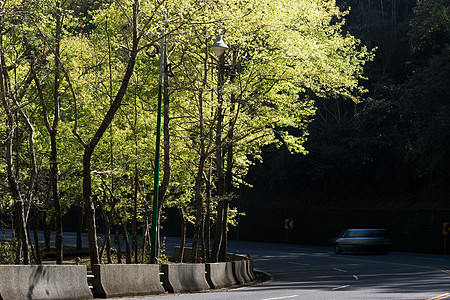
[151,25,165,263]
[210,34,228,261]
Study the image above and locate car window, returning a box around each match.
[344,231,357,237]
[365,230,387,237]
[347,231,361,237]
[345,229,386,238]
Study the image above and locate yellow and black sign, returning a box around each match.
[285,219,294,230]
[443,223,450,236]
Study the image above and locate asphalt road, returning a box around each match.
[146,240,450,300]
[3,230,450,299]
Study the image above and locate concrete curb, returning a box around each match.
[91,264,165,298]
[161,263,210,293]
[205,262,237,289]
[254,269,273,283]
[0,265,92,300]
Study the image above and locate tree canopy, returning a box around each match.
[0,0,372,264]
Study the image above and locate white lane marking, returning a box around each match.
[353,275,359,280]
[333,267,347,272]
[332,285,350,290]
[261,295,299,300]
[288,262,310,266]
[426,292,450,300]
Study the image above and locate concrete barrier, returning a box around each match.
[0,265,92,300]
[232,260,252,284]
[161,263,210,293]
[91,264,165,298]
[205,262,237,289]
[247,259,257,281]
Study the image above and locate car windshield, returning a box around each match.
[346,229,386,238]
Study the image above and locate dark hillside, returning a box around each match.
[241,0,450,211]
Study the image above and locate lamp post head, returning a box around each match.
[211,35,228,57]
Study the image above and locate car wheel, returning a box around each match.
[335,244,342,254]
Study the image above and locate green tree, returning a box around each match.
[155,0,372,261]
[0,0,42,264]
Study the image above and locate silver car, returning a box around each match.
[335,229,391,254]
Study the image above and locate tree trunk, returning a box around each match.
[0,23,31,265]
[132,170,138,263]
[35,0,64,265]
[192,37,210,262]
[83,149,100,265]
[219,90,237,260]
[44,216,51,253]
[33,216,42,264]
[200,215,205,261]
[79,1,140,266]
[191,159,205,263]
[50,131,63,264]
[205,163,212,262]
[132,60,140,263]
[154,38,171,260]
[218,199,229,261]
[212,201,224,262]
[122,220,132,264]
[50,0,63,265]
[28,227,37,263]
[114,228,122,264]
[142,211,150,263]
[99,207,110,263]
[104,224,112,264]
[211,54,226,262]
[178,207,186,263]
[2,101,30,265]
[13,201,30,264]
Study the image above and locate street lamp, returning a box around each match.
[210,33,228,262]
[211,35,228,57]
[151,32,228,264]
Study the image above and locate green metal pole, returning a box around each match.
[151,25,165,263]
[237,187,241,241]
